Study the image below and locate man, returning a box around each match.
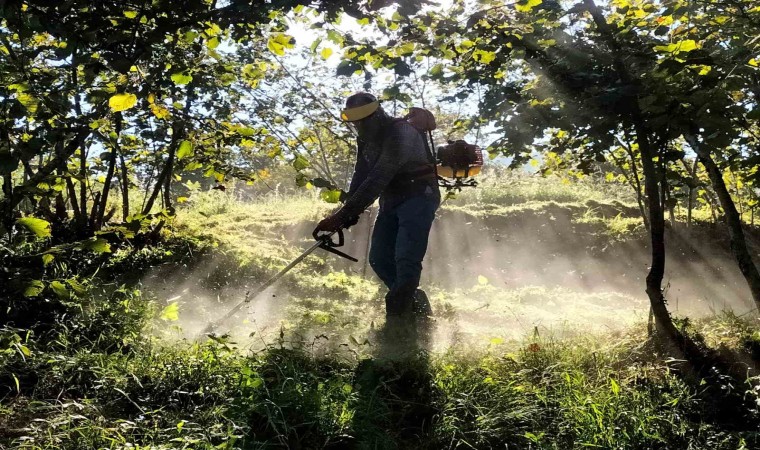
[314,92,440,320]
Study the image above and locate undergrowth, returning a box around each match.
[2,174,760,449]
[2,295,759,449]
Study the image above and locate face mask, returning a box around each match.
[354,113,383,140]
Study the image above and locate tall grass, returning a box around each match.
[3,175,759,449]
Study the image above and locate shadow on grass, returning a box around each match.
[349,317,437,449]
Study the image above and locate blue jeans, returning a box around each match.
[369,194,439,314]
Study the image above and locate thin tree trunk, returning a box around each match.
[65,178,80,223]
[95,114,122,229]
[119,149,130,221]
[680,158,698,228]
[2,173,12,229]
[143,124,180,214]
[162,145,175,212]
[685,135,760,310]
[0,128,91,216]
[143,84,194,215]
[143,150,173,214]
[584,0,696,351]
[79,142,87,225]
[89,192,100,228]
[1,125,15,230]
[608,145,649,229]
[71,60,89,228]
[687,186,694,228]
[96,148,117,230]
[618,134,649,230]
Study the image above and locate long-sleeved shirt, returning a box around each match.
[335,119,438,220]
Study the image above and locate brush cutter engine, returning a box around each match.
[436,140,483,191]
[403,107,484,192]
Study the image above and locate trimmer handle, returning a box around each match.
[312,228,357,262]
[312,228,345,247]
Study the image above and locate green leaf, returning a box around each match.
[160,302,180,321]
[67,278,87,295]
[336,60,362,77]
[82,238,111,254]
[123,10,138,18]
[207,37,220,49]
[50,281,70,300]
[8,82,28,92]
[16,217,51,238]
[23,280,45,297]
[515,0,542,13]
[653,39,699,54]
[309,37,322,53]
[320,47,333,59]
[397,42,415,55]
[108,93,137,112]
[473,49,496,64]
[177,140,193,160]
[610,378,620,395]
[320,189,342,203]
[267,33,295,56]
[17,92,39,114]
[183,31,199,43]
[311,177,336,189]
[170,72,193,85]
[42,254,55,266]
[292,155,310,171]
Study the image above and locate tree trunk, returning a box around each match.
[609,142,649,229]
[65,178,80,223]
[143,84,194,215]
[162,146,175,212]
[687,186,694,228]
[584,0,698,354]
[2,172,12,230]
[634,122,683,340]
[0,128,91,217]
[95,114,122,230]
[79,140,87,224]
[95,148,117,230]
[618,134,649,230]
[89,192,100,228]
[680,159,698,229]
[119,149,130,221]
[685,135,760,311]
[143,126,180,215]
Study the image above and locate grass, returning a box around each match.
[2,172,760,449]
[2,304,758,449]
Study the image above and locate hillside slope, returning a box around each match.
[142,175,759,350]
[3,175,760,450]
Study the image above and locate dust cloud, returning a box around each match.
[143,204,758,353]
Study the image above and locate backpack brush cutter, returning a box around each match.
[200,229,357,336]
[405,107,484,194]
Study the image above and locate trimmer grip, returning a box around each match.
[311,229,344,247]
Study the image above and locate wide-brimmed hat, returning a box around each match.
[341,92,379,122]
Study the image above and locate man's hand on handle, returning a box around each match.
[314,213,360,235]
[315,214,344,233]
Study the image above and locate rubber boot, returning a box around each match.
[385,289,414,318]
[413,289,433,318]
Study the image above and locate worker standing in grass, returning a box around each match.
[314,92,440,322]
